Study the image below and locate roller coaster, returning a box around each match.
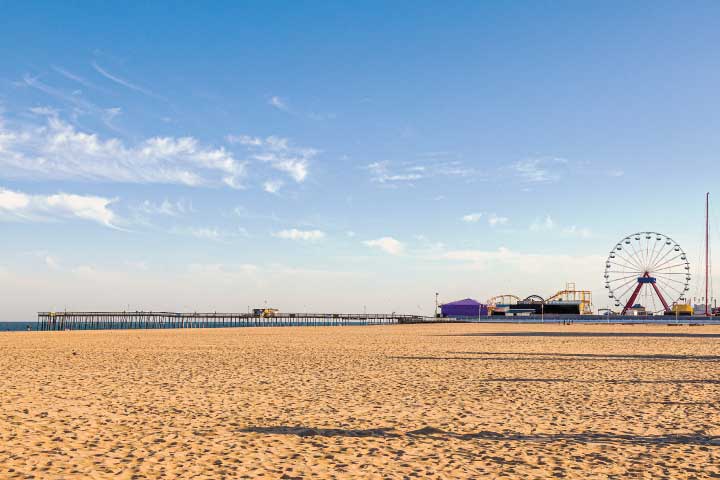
[487,283,593,315]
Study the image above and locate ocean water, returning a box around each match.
[0,322,35,332]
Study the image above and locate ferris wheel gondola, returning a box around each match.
[603,232,690,314]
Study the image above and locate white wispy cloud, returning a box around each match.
[137,199,192,216]
[175,226,248,242]
[268,96,289,111]
[189,227,222,241]
[439,247,603,275]
[529,215,591,238]
[263,179,284,194]
[487,213,509,227]
[0,186,118,228]
[511,157,567,183]
[92,61,160,99]
[233,206,283,223]
[273,228,325,241]
[103,106,122,123]
[21,74,97,112]
[227,134,316,183]
[363,236,404,255]
[562,225,592,238]
[367,160,479,186]
[530,215,555,231]
[44,254,61,270]
[52,65,106,92]
[462,212,508,226]
[20,75,123,132]
[0,110,246,188]
[266,96,334,121]
[366,162,421,184]
[461,212,483,223]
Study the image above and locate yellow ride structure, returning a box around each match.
[668,303,693,316]
[486,294,520,315]
[487,283,594,315]
[545,282,593,315]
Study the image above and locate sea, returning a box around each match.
[0,322,35,332]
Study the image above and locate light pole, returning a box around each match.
[435,292,439,317]
[541,302,544,324]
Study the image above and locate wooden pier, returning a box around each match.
[36,311,435,331]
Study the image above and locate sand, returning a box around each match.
[1,323,719,479]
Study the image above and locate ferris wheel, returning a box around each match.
[604,232,690,314]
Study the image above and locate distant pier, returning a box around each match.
[36,311,436,331]
[36,311,720,331]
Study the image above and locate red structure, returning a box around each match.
[621,273,669,315]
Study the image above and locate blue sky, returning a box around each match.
[1,1,719,319]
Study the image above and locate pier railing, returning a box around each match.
[36,311,437,331]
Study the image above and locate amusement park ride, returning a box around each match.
[603,232,690,315]
[487,283,594,315]
[604,193,712,316]
[481,194,715,317]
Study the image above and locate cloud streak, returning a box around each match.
[530,215,555,231]
[273,229,325,241]
[511,157,567,183]
[263,179,284,194]
[228,134,316,183]
[367,160,479,186]
[136,199,192,216]
[268,96,289,111]
[92,62,161,99]
[461,212,508,227]
[439,247,603,274]
[529,215,591,238]
[461,213,483,223]
[0,110,246,188]
[52,65,106,92]
[487,213,509,227]
[0,186,118,228]
[364,236,404,255]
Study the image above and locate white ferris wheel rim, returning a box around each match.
[603,231,691,313]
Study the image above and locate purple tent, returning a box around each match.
[440,298,487,318]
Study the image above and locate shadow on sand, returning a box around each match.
[239,426,720,446]
[446,352,720,361]
[239,426,401,438]
[436,377,720,385]
[389,352,720,362]
[436,332,720,339]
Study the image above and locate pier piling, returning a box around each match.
[36,311,433,331]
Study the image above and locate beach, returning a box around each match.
[1,323,719,479]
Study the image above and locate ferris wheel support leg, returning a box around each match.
[650,281,671,312]
[622,282,644,315]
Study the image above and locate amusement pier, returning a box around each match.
[35,197,720,331]
[36,311,435,331]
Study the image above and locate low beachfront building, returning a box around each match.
[440,298,488,318]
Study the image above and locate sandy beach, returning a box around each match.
[1,323,719,479]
